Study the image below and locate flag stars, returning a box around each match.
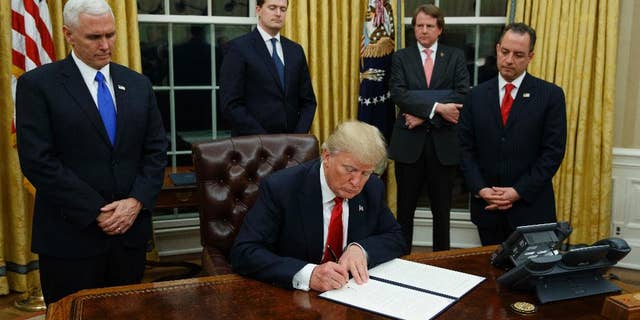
[358,91,390,107]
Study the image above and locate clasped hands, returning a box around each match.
[96,197,142,235]
[309,244,368,292]
[402,102,463,129]
[478,187,520,211]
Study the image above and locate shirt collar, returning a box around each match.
[320,161,338,204]
[256,24,280,43]
[498,71,526,89]
[71,50,111,84]
[417,41,438,55]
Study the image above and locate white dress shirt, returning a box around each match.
[256,24,285,66]
[71,50,117,112]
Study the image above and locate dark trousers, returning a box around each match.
[395,133,454,253]
[39,238,146,305]
[477,213,515,246]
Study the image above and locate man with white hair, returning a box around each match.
[16,0,167,304]
[230,121,406,292]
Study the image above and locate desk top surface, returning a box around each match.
[47,246,629,319]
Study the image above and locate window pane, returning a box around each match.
[155,90,171,137]
[404,0,435,17]
[175,89,212,146]
[173,24,212,85]
[476,25,503,83]
[170,0,207,15]
[212,0,250,16]
[439,0,475,17]
[140,23,169,86]
[481,0,508,16]
[138,0,164,14]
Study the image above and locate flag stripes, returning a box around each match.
[10,0,55,135]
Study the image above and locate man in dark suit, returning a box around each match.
[16,0,167,304]
[220,0,317,136]
[458,23,567,245]
[230,121,406,292]
[389,4,470,252]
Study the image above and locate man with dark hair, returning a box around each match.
[459,22,567,245]
[16,0,167,304]
[389,4,470,252]
[220,0,317,136]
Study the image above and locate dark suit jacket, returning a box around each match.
[229,160,407,289]
[458,73,567,228]
[220,29,317,136]
[16,55,167,258]
[388,44,470,165]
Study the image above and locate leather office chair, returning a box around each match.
[192,134,319,275]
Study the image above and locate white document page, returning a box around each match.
[319,278,454,320]
[368,258,485,298]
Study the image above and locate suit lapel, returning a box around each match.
[250,28,284,94]
[430,45,448,88]
[298,161,324,263]
[486,78,503,129]
[281,37,294,95]
[347,193,367,243]
[60,56,112,147]
[111,64,127,148]
[505,73,535,129]
[408,46,428,89]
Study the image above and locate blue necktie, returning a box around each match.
[95,71,117,145]
[270,38,285,89]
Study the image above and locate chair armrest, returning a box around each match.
[201,246,233,276]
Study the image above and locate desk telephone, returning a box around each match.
[490,222,631,303]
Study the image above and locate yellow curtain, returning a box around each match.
[283,1,365,142]
[0,0,142,296]
[284,0,399,214]
[513,0,619,244]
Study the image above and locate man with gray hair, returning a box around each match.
[230,121,406,292]
[16,0,166,304]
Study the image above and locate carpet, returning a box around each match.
[12,311,45,320]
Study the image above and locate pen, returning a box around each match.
[327,245,338,262]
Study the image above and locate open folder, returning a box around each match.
[319,258,485,320]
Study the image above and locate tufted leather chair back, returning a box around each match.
[192,134,319,275]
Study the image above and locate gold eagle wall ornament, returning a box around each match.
[361,0,395,59]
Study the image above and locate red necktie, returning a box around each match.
[423,48,433,87]
[501,83,515,125]
[322,197,344,263]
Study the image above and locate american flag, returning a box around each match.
[357,0,395,141]
[11,0,55,142]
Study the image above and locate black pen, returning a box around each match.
[327,245,338,262]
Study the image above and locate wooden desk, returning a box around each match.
[47,246,630,319]
[155,166,199,210]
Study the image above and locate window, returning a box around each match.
[402,0,507,210]
[138,0,257,219]
[137,0,507,219]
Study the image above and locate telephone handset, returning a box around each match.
[496,236,631,303]
[490,221,572,269]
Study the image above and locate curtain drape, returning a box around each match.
[284,0,399,214]
[283,1,365,142]
[0,0,142,296]
[512,0,619,244]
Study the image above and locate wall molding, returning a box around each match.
[611,148,640,269]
